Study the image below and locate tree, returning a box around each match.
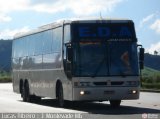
[154,50,158,55]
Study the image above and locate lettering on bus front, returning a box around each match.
[78,26,132,38]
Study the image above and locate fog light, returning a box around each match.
[128,90,137,94]
[132,90,137,94]
[80,91,85,95]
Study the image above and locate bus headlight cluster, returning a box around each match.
[74,82,92,87]
[128,90,137,94]
[132,90,137,94]
[126,81,139,86]
[80,91,85,95]
[80,90,90,95]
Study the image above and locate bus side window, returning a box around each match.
[64,25,71,44]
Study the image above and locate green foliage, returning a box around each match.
[0,71,12,82]
[142,83,160,90]
[141,67,160,89]
[142,67,160,78]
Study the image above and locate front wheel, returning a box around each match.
[57,84,64,107]
[109,100,121,107]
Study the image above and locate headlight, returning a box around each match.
[80,90,90,95]
[80,91,85,95]
[128,90,138,94]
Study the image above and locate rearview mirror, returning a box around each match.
[139,48,145,69]
[139,48,144,61]
[67,46,72,61]
[66,61,72,78]
[66,45,72,78]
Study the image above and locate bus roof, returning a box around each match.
[14,18,133,39]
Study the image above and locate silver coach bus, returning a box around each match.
[12,19,144,107]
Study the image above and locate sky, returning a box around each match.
[0,0,160,54]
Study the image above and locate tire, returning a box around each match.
[22,82,30,102]
[109,100,121,107]
[57,84,64,107]
[21,84,24,98]
[22,82,41,103]
[20,81,23,98]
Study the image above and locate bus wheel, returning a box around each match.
[58,84,64,107]
[109,100,121,107]
[22,82,31,102]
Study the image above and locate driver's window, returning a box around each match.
[63,25,71,60]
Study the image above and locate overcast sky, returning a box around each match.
[0,0,160,54]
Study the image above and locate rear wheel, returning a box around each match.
[20,80,23,98]
[109,100,121,107]
[22,82,30,102]
[22,82,41,103]
[57,84,64,107]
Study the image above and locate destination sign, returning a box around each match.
[72,23,136,42]
[79,26,132,38]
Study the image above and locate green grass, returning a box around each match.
[142,67,160,79]
[0,71,12,83]
[142,83,160,90]
[141,67,160,89]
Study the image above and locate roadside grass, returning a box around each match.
[141,67,160,90]
[0,71,12,83]
[141,83,160,90]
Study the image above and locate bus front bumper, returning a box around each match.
[73,87,140,101]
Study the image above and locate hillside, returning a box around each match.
[0,40,12,72]
[142,67,160,79]
[144,53,160,71]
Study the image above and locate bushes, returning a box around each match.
[0,77,12,82]
[141,74,160,89]
[0,71,12,83]
[142,83,160,89]
[142,75,160,83]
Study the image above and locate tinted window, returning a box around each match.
[64,25,71,43]
[28,35,36,56]
[73,43,108,77]
[52,27,62,52]
[109,42,139,76]
[34,33,43,55]
[43,30,53,54]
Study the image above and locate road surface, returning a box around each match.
[0,83,160,119]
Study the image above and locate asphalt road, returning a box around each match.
[0,83,160,119]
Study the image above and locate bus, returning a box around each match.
[12,19,144,107]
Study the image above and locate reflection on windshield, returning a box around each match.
[73,42,108,76]
[73,41,139,77]
[109,42,138,76]
[121,51,132,74]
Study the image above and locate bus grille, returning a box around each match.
[93,81,124,86]
[93,82,107,86]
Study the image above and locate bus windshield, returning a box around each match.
[73,41,139,77]
[71,22,139,77]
